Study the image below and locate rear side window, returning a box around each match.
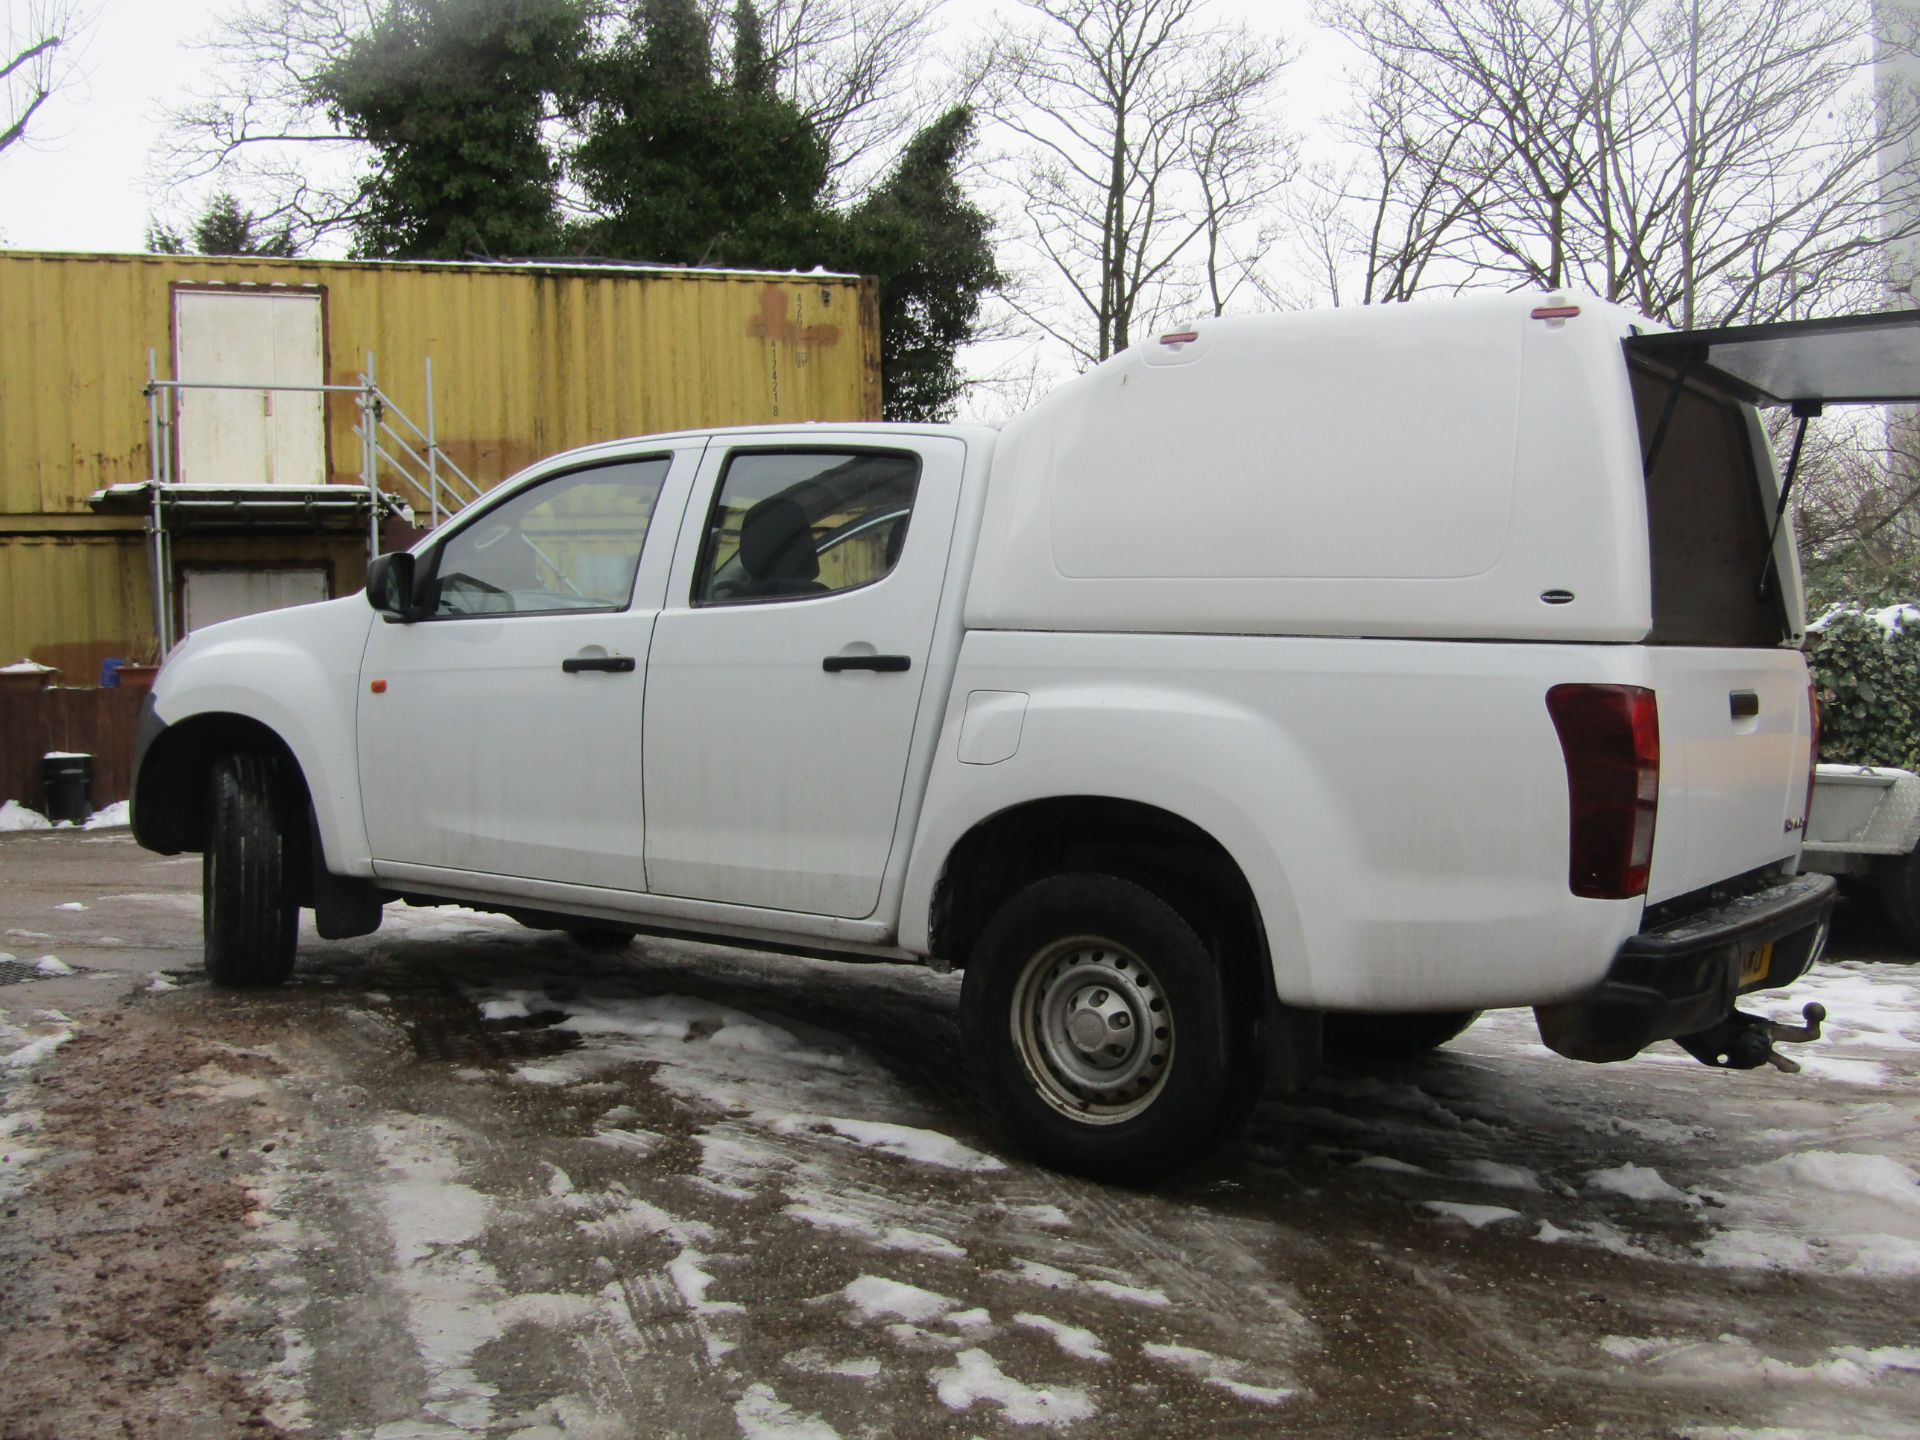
[1631,362,1786,647]
[694,449,920,605]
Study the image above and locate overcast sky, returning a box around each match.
[0,0,1323,256]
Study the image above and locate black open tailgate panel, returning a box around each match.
[1626,309,1920,408]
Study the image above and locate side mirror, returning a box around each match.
[366,552,420,622]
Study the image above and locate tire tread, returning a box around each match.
[204,752,299,987]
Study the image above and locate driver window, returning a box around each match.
[429,457,670,618]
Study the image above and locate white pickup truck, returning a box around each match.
[134,292,1898,1180]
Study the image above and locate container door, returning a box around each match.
[173,290,326,487]
[642,437,963,919]
[181,567,329,633]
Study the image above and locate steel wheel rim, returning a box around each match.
[1009,934,1174,1124]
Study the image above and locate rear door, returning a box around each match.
[642,434,965,918]
[1618,315,1920,902]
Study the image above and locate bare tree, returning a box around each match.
[700,0,947,194]
[153,0,384,250]
[1316,0,1920,327]
[2,0,87,158]
[972,0,1293,367]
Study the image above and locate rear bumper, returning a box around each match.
[1536,872,1835,1062]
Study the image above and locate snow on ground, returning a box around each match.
[0,1006,73,1209]
[931,1348,1096,1425]
[1141,1343,1297,1405]
[0,801,51,832]
[1,1010,73,1071]
[1389,958,1920,1288]
[0,799,127,832]
[21,866,1901,1436]
[83,801,130,830]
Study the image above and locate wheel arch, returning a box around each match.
[134,712,313,858]
[928,795,1273,1008]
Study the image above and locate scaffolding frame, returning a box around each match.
[137,351,484,652]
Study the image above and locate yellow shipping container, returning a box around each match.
[0,249,882,677]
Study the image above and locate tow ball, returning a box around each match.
[1677,1003,1827,1073]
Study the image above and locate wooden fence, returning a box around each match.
[0,685,146,815]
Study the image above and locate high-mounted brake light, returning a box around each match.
[1159,331,1200,347]
[1547,684,1659,899]
[1531,305,1581,320]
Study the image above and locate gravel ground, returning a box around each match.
[2,828,1918,1439]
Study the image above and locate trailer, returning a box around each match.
[1802,763,1920,949]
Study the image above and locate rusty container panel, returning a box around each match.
[0,534,151,679]
[0,251,881,520]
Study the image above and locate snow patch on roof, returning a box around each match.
[1809,600,1920,633]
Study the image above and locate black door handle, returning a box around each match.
[823,654,911,673]
[1730,690,1759,720]
[562,655,636,673]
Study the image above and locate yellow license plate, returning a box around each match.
[1739,942,1774,988]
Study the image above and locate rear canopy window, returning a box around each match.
[1630,361,1787,648]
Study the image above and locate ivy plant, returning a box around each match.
[1806,605,1920,770]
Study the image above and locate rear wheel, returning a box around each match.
[203,753,299,987]
[960,872,1258,1183]
[1323,1009,1480,1064]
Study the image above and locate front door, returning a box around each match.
[358,448,692,891]
[642,436,965,918]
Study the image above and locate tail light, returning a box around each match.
[1547,685,1660,899]
[1801,679,1820,837]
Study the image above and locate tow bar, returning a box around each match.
[1677,1003,1827,1073]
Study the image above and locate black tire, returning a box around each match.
[1323,1009,1480,1064]
[203,752,299,987]
[960,872,1259,1183]
[566,926,638,950]
[1877,849,1920,954]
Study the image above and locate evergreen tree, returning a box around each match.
[840,107,999,420]
[731,0,774,97]
[147,192,297,257]
[570,7,996,416]
[569,0,828,266]
[316,0,587,260]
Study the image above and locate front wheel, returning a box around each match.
[203,753,299,987]
[960,872,1258,1183]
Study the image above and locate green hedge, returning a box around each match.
[1806,605,1920,769]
